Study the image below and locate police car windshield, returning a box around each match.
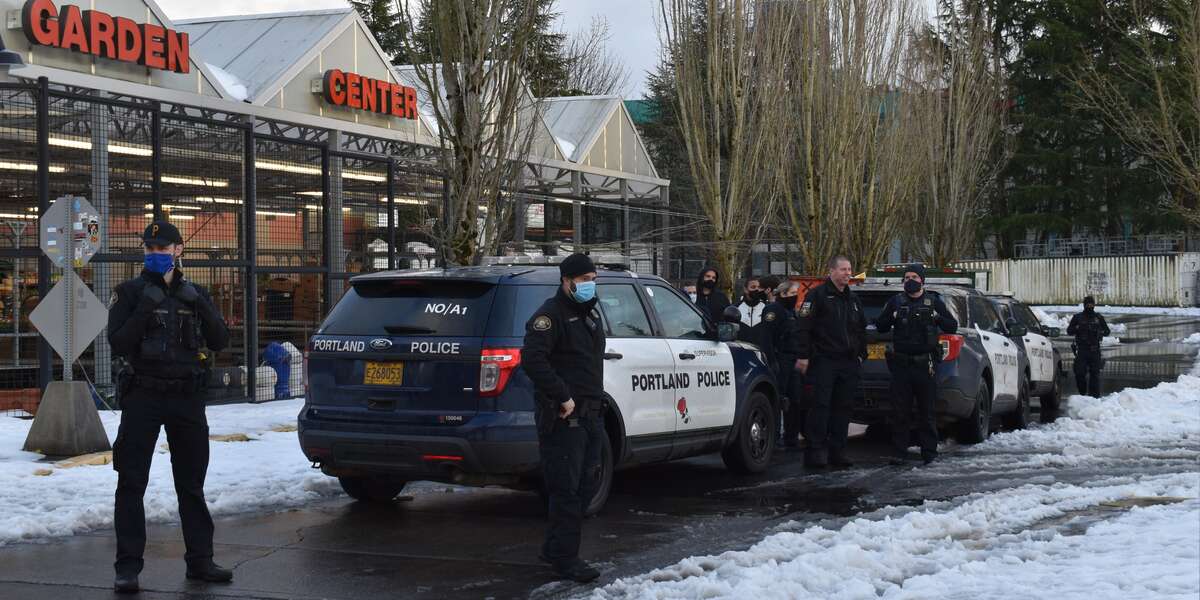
[322,279,497,336]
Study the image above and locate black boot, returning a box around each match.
[804,448,828,468]
[114,573,139,594]
[922,451,938,465]
[186,562,234,583]
[552,559,601,583]
[828,450,853,468]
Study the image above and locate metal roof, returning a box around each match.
[177,9,353,104]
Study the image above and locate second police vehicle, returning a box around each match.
[986,292,1066,420]
[852,267,1031,442]
[297,264,778,514]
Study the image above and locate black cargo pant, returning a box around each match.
[804,357,860,456]
[113,385,214,576]
[784,369,806,444]
[538,412,604,566]
[1074,349,1103,396]
[887,354,939,459]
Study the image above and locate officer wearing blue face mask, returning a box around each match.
[522,253,606,583]
[106,220,231,593]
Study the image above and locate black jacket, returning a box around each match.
[1067,310,1110,352]
[107,269,230,379]
[694,270,731,324]
[522,288,607,415]
[738,301,798,370]
[795,279,868,362]
[875,291,958,356]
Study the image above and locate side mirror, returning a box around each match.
[1046,326,1062,338]
[718,322,739,342]
[722,305,743,324]
[1005,318,1027,338]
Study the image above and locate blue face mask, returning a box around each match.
[572,281,596,303]
[144,252,175,275]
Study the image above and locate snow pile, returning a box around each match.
[1101,335,1121,346]
[1031,307,1070,331]
[589,474,1199,600]
[0,399,340,545]
[1179,332,1200,344]
[205,63,249,102]
[1038,305,1200,317]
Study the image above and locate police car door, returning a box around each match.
[642,283,736,436]
[1012,302,1055,389]
[969,295,1020,410]
[595,283,676,439]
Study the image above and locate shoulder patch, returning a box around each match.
[765,311,776,322]
[924,298,931,306]
[799,301,813,317]
[532,315,552,331]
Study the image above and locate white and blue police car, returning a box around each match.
[297,264,778,514]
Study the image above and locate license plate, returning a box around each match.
[364,361,404,386]
[867,343,887,361]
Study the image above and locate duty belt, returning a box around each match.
[133,374,200,392]
[889,351,933,365]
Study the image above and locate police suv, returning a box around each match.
[986,293,1065,420]
[297,265,778,514]
[854,271,1031,442]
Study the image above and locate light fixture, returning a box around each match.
[256,160,321,176]
[0,36,24,68]
[162,175,229,187]
[193,197,242,204]
[0,213,36,219]
[146,203,202,211]
[46,136,155,157]
[143,213,196,220]
[110,143,153,157]
[298,191,323,197]
[343,172,386,183]
[256,210,296,217]
[0,160,66,173]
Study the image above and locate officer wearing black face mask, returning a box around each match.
[1067,296,1110,396]
[874,264,957,465]
[106,221,231,593]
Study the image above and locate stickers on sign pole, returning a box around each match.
[40,195,102,268]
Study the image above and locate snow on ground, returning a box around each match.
[588,356,1200,600]
[1179,332,1200,344]
[0,399,341,545]
[1038,305,1200,317]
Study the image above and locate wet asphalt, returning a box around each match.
[0,314,1195,600]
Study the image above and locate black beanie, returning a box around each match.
[906,263,927,282]
[1083,295,1096,305]
[560,253,596,279]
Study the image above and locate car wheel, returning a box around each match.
[1039,375,1061,423]
[536,429,614,517]
[957,380,991,444]
[722,391,775,474]
[1004,380,1032,430]
[338,476,407,503]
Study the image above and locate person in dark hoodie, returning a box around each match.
[694,267,731,324]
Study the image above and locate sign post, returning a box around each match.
[23,195,110,456]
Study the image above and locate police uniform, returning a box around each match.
[522,253,605,583]
[1067,296,1109,396]
[874,270,957,464]
[107,221,231,592]
[795,278,867,467]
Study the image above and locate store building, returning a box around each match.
[0,0,668,406]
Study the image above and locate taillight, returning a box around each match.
[939,334,964,362]
[480,348,522,396]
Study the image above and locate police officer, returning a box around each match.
[1067,296,1110,396]
[522,253,605,583]
[107,221,231,593]
[874,264,957,465]
[795,256,867,468]
[769,280,803,448]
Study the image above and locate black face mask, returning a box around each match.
[904,279,923,294]
[701,279,716,290]
[745,292,762,306]
[1084,304,1095,314]
[780,295,798,309]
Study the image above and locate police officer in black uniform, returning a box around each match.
[522,253,605,583]
[795,256,867,468]
[766,279,803,448]
[107,221,231,593]
[1067,296,1110,396]
[874,264,957,465]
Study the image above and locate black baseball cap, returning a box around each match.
[143,220,183,246]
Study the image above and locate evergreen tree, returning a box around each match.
[518,0,570,97]
[350,0,415,66]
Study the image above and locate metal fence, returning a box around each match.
[1014,235,1197,259]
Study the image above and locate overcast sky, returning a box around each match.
[155,0,662,98]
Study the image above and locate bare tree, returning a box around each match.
[659,0,797,295]
[563,16,633,97]
[781,0,926,274]
[397,0,542,265]
[902,7,1006,266]
[1073,0,1200,227]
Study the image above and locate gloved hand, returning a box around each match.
[175,282,200,304]
[137,285,167,313]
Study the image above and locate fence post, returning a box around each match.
[151,109,161,220]
[36,76,51,391]
[244,122,257,401]
[386,159,396,270]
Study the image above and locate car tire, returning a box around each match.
[338,476,407,503]
[1004,380,1032,430]
[536,429,614,517]
[1039,375,1061,423]
[722,391,775,474]
[957,380,991,444]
